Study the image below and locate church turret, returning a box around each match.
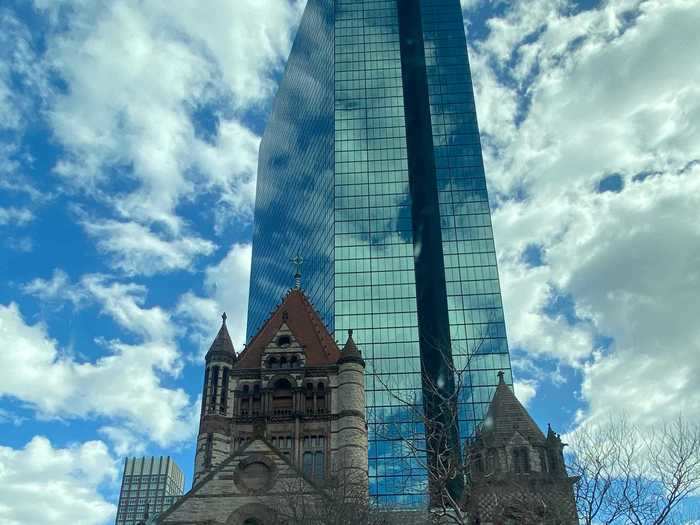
[466,371,578,524]
[193,313,236,484]
[333,330,368,492]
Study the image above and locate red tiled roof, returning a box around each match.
[235,289,341,368]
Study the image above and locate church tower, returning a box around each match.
[333,329,368,488]
[466,372,578,524]
[193,313,237,484]
[180,287,368,520]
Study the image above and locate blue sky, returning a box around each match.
[1,0,699,523]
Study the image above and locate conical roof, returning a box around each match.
[479,371,545,446]
[338,329,364,366]
[206,313,236,360]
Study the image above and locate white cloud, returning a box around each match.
[0,206,33,226]
[0,436,117,525]
[82,219,216,276]
[514,379,538,408]
[26,0,301,275]
[177,243,252,355]
[23,269,86,306]
[7,274,198,446]
[470,0,700,429]
[98,426,145,458]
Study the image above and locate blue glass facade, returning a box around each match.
[248,0,512,505]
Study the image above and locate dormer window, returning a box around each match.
[277,335,291,347]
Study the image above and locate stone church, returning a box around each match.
[157,287,368,524]
[465,372,578,524]
[155,284,577,524]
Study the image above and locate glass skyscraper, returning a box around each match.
[115,457,184,525]
[248,0,512,505]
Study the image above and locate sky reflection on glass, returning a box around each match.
[248,0,512,505]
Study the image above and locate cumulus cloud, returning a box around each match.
[20,0,301,275]
[469,0,700,428]
[9,273,198,446]
[177,243,252,355]
[514,379,538,408]
[82,219,216,276]
[0,436,117,525]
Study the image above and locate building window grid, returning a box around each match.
[334,0,430,502]
[248,0,512,506]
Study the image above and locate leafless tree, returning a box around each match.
[371,336,483,524]
[265,464,430,525]
[568,415,700,525]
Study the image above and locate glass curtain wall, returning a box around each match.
[247,0,336,336]
[247,0,512,506]
[420,0,512,440]
[333,0,426,504]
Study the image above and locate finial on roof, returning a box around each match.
[206,312,236,359]
[497,370,505,384]
[338,328,364,367]
[290,255,304,289]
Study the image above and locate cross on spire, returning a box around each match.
[290,255,304,289]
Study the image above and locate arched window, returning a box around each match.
[272,378,293,415]
[280,356,288,368]
[512,447,530,473]
[472,452,484,474]
[303,451,313,477]
[220,368,229,414]
[314,451,325,479]
[290,355,298,367]
[487,449,498,473]
[209,366,219,412]
[240,384,250,416]
[317,383,326,413]
[305,383,314,414]
[277,335,291,347]
[269,357,278,369]
[521,448,530,472]
[512,449,520,473]
[201,367,210,415]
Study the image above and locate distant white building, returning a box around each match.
[115,456,184,525]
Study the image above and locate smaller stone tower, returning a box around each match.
[332,330,368,490]
[193,313,237,484]
[466,372,578,524]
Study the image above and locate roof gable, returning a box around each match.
[157,437,326,523]
[236,289,340,368]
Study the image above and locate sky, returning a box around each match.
[0,0,698,523]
